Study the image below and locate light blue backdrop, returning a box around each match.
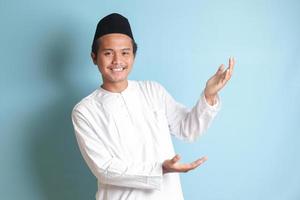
[1,0,299,199]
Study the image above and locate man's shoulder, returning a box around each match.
[72,89,100,114]
[133,80,165,92]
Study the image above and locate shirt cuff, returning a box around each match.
[147,162,163,190]
[200,91,221,111]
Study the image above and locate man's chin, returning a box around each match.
[106,78,128,84]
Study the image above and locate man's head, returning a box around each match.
[91,13,137,87]
[91,13,137,56]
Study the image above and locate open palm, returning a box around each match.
[163,154,208,174]
[204,57,235,98]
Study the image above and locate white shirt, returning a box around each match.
[71,80,221,200]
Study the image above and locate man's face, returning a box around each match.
[91,33,134,86]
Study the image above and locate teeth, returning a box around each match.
[111,68,124,72]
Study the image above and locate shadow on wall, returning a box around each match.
[28,25,96,199]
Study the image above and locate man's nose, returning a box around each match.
[112,52,121,64]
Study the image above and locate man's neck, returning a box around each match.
[101,80,129,93]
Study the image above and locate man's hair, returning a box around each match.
[91,39,138,56]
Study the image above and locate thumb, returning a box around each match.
[171,154,181,163]
[215,64,225,76]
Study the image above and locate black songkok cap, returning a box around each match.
[92,13,134,44]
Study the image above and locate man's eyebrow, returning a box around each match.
[101,48,113,51]
[101,48,132,51]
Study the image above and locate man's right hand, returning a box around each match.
[162,154,208,174]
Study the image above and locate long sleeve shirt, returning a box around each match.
[71,80,221,200]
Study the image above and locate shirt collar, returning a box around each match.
[96,80,135,104]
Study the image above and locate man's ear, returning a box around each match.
[91,52,97,65]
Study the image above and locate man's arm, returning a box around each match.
[73,109,210,185]
[162,57,235,174]
[160,57,235,142]
[72,110,163,190]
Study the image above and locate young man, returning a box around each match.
[71,13,235,200]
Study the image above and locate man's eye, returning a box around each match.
[104,52,110,56]
[122,52,130,55]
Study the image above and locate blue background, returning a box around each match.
[1,0,300,199]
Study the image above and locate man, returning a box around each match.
[71,13,235,200]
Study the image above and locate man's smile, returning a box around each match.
[109,66,127,72]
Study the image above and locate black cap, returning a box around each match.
[92,13,134,44]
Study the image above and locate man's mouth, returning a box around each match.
[110,67,126,72]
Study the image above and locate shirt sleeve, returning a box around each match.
[71,109,163,190]
[157,83,221,142]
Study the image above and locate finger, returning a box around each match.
[221,69,230,85]
[224,58,232,76]
[215,64,225,76]
[171,154,181,164]
[219,68,228,82]
[229,56,235,67]
[225,68,231,80]
[178,156,208,172]
[229,57,235,74]
[190,156,208,169]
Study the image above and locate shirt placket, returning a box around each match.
[119,93,134,125]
